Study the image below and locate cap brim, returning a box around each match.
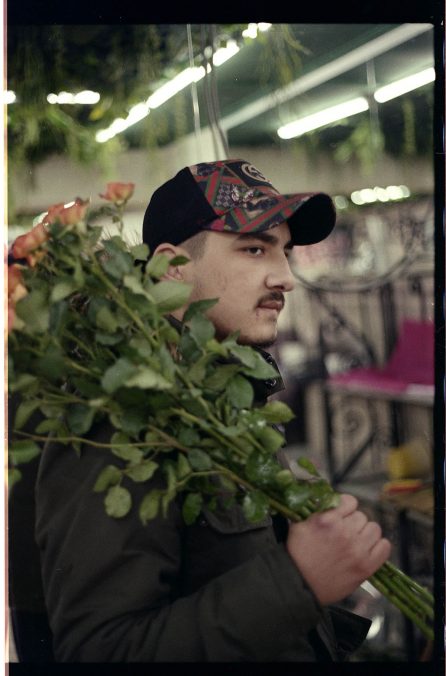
[205,192,336,246]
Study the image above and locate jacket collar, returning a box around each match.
[167,315,284,402]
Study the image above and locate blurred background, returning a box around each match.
[6,22,440,662]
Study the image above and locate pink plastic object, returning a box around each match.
[329,319,434,394]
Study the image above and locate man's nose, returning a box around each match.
[266,257,296,292]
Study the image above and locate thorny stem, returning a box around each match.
[15,430,173,450]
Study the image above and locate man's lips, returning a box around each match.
[257,301,283,311]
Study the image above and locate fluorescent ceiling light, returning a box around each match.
[373,67,435,103]
[212,40,240,66]
[242,23,259,39]
[47,90,100,105]
[242,22,272,39]
[147,67,205,109]
[4,90,16,104]
[351,185,410,205]
[278,97,369,139]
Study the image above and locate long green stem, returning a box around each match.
[370,572,434,640]
[15,430,173,450]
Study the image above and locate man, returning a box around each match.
[32,159,391,662]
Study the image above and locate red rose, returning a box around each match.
[43,198,89,226]
[11,222,49,260]
[99,182,135,205]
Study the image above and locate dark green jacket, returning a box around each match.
[32,350,370,662]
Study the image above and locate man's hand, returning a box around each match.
[286,494,391,606]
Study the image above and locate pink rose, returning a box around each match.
[11,222,49,260]
[43,198,89,226]
[99,182,135,205]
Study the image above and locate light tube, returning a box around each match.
[277,97,369,139]
[47,90,100,105]
[374,67,435,103]
[147,67,205,109]
[212,41,240,66]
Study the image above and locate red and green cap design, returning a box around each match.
[143,159,336,254]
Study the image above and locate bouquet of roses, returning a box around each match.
[7,184,434,641]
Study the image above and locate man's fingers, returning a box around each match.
[337,493,359,517]
[368,537,392,572]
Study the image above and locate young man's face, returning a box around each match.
[177,221,296,347]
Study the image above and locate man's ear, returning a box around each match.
[153,243,189,281]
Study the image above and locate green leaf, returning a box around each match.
[95,331,123,346]
[110,432,144,464]
[96,305,119,333]
[104,485,132,518]
[14,399,41,430]
[150,280,192,313]
[169,255,190,266]
[178,427,201,447]
[183,298,219,322]
[283,482,312,511]
[101,243,133,279]
[204,364,240,391]
[8,468,22,490]
[227,375,254,409]
[253,425,285,453]
[93,464,122,492]
[8,467,22,490]
[15,290,50,334]
[144,253,170,279]
[111,442,143,464]
[245,453,280,489]
[123,275,153,300]
[73,259,85,286]
[234,349,279,380]
[125,460,158,482]
[35,418,62,434]
[242,490,269,522]
[176,454,192,479]
[139,489,162,524]
[275,469,294,487]
[49,300,69,334]
[50,278,77,302]
[8,374,38,393]
[35,348,68,382]
[228,344,258,368]
[297,457,320,477]
[259,401,295,424]
[188,448,213,471]
[124,367,172,390]
[66,404,96,435]
[10,440,41,465]
[182,492,203,525]
[188,313,215,346]
[71,377,103,399]
[130,243,149,261]
[101,358,137,394]
[187,353,215,385]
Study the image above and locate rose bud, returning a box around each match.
[8,265,28,302]
[44,198,89,226]
[99,182,135,205]
[11,222,49,259]
[8,264,24,293]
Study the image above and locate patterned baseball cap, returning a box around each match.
[142,159,336,253]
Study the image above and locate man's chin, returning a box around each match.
[237,332,277,348]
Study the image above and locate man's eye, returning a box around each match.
[244,247,264,256]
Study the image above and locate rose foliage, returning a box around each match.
[7,187,434,641]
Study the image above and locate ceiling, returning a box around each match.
[7,23,436,164]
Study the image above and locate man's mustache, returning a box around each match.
[256,292,285,309]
